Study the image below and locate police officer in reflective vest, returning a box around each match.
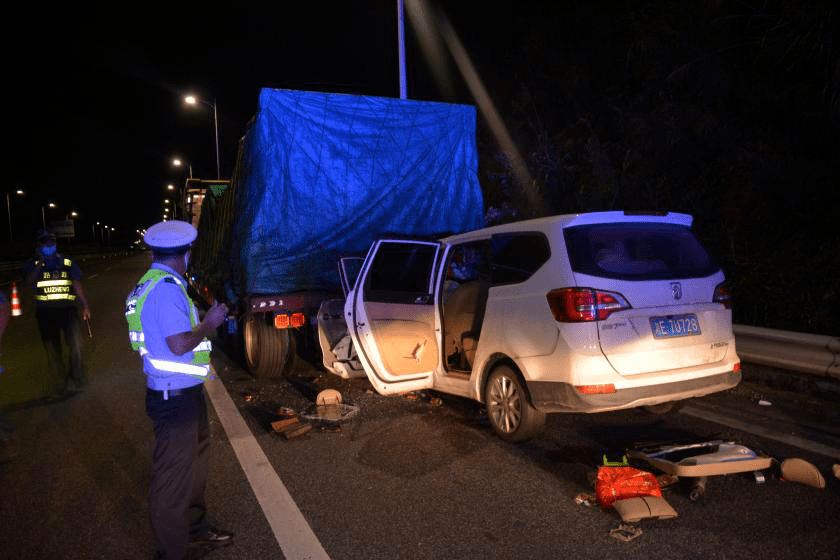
[125,220,233,559]
[23,229,91,394]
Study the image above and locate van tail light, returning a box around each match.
[713,282,733,309]
[733,362,741,373]
[546,288,631,322]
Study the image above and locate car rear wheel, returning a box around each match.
[485,365,546,442]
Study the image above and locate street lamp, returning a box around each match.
[184,94,220,179]
[6,189,24,242]
[172,157,193,179]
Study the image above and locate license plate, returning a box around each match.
[650,314,701,339]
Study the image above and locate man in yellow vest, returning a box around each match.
[23,229,91,395]
[125,220,232,560]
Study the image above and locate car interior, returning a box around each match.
[442,243,491,372]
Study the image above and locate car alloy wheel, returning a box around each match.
[485,365,545,442]
[488,372,521,434]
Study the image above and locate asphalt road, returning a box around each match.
[1,253,838,560]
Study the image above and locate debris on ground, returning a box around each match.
[573,493,598,507]
[269,408,311,440]
[316,388,343,406]
[627,440,772,478]
[270,417,299,432]
[609,523,643,542]
[780,458,826,489]
[242,392,255,402]
[613,496,678,522]
[300,403,360,423]
[595,463,662,509]
[429,397,443,407]
[280,421,312,440]
[758,399,772,406]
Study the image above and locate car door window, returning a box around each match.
[363,241,439,304]
[339,257,364,297]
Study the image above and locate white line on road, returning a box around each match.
[204,369,331,560]
[680,404,840,460]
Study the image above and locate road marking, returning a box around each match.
[204,370,331,560]
[680,404,840,460]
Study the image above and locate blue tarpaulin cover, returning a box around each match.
[230,88,484,297]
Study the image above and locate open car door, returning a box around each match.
[318,257,365,378]
[346,239,443,395]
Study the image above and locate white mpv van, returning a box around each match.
[318,211,740,441]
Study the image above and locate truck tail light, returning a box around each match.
[274,313,290,329]
[290,312,305,328]
[713,282,733,309]
[546,288,631,322]
[275,312,306,329]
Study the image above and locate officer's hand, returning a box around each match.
[205,301,229,330]
[82,306,91,321]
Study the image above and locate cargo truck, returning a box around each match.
[188,88,485,377]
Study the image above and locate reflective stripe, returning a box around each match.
[129,331,145,342]
[36,294,77,301]
[148,358,210,377]
[193,340,212,353]
[36,279,73,287]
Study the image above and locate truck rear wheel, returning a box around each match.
[243,313,293,378]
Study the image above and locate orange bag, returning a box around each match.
[596,466,662,509]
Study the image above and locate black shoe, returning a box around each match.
[189,527,234,548]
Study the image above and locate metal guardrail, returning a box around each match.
[734,324,840,381]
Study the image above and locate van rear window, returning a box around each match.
[563,223,720,280]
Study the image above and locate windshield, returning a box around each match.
[563,223,720,281]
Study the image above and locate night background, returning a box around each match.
[4,0,838,334]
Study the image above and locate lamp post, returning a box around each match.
[41,202,57,229]
[184,95,220,179]
[6,189,24,242]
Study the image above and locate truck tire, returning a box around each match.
[243,313,293,378]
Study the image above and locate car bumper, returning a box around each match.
[527,370,741,413]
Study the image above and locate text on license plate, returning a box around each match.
[650,314,701,339]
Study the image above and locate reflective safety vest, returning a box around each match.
[124,268,212,379]
[35,258,77,303]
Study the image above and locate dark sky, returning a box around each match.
[7,1,487,244]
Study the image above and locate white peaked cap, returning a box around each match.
[144,220,197,251]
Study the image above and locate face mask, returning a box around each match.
[40,245,57,257]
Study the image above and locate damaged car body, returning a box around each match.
[319,211,741,441]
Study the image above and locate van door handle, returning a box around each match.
[414,295,430,304]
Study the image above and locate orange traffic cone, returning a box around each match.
[10,282,22,316]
